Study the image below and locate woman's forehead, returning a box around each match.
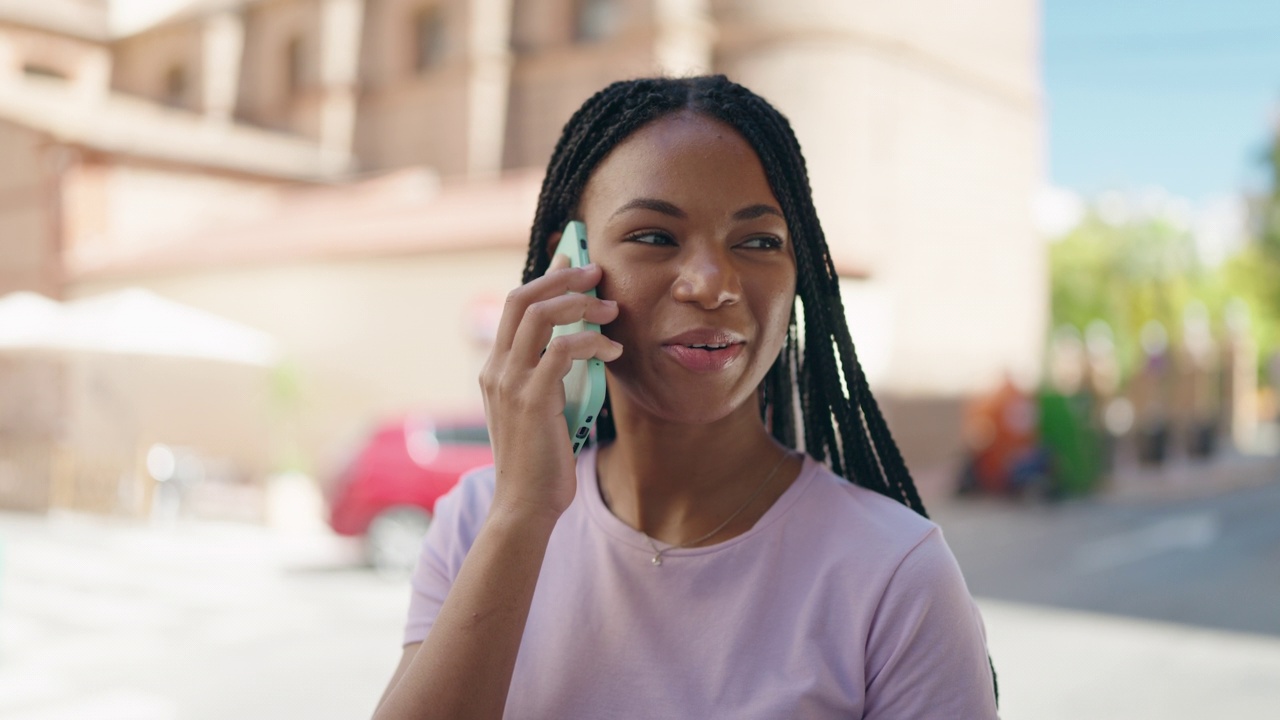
[579,112,780,218]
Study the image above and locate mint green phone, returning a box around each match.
[550,221,607,456]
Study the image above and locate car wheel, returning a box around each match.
[367,506,432,576]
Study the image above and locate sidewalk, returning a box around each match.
[1102,448,1280,503]
[981,599,1280,719]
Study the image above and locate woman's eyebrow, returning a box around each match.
[609,197,686,220]
[733,204,783,221]
[608,199,784,221]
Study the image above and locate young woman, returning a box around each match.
[374,75,999,719]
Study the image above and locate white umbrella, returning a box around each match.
[0,291,64,349]
[60,289,281,367]
[0,288,281,366]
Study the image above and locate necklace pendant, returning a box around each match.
[651,554,663,566]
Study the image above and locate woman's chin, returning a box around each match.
[610,385,759,429]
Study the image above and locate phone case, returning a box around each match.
[549,221,607,456]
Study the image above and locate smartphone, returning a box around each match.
[549,220,607,456]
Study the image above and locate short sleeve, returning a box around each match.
[401,466,496,647]
[863,527,999,719]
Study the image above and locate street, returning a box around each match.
[936,462,1280,637]
[0,461,1277,719]
[935,457,1280,719]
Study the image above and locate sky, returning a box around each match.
[1045,0,1280,203]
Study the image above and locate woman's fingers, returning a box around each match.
[534,330,623,386]
[492,258,602,356]
[509,292,619,366]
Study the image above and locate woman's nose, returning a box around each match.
[671,247,742,309]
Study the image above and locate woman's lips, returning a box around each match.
[661,342,746,372]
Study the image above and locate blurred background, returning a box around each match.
[0,0,1277,717]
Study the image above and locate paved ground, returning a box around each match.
[938,451,1280,719]
[936,459,1280,637]
[0,453,1277,719]
[0,515,404,720]
[981,598,1280,720]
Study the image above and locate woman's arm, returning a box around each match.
[372,255,621,720]
[374,643,419,714]
[372,506,559,720]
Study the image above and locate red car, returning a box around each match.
[327,414,492,573]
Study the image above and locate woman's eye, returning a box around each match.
[740,236,784,250]
[626,232,676,246]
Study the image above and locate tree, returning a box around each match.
[1049,209,1208,382]
[1221,133,1280,364]
[1051,129,1280,382]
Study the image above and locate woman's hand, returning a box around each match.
[376,262,619,720]
[479,254,622,522]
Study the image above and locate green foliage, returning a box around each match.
[1238,134,1280,362]
[1049,212,1210,380]
[1263,138,1280,260]
[1051,134,1280,384]
[1222,246,1280,356]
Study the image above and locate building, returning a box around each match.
[0,0,1044,513]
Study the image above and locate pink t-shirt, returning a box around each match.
[405,446,999,719]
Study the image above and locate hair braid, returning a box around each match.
[705,86,906,506]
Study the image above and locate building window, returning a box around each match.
[286,36,306,95]
[22,63,67,81]
[574,0,622,43]
[164,65,187,107]
[414,6,447,72]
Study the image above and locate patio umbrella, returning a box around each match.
[0,291,64,350]
[0,288,280,367]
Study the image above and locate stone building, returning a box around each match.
[0,0,1044,512]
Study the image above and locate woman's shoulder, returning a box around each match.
[791,457,941,556]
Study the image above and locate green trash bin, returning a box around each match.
[1038,390,1103,496]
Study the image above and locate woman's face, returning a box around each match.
[575,110,797,425]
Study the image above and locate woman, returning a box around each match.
[374,75,999,719]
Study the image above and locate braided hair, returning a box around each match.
[523,74,997,704]
[522,74,927,518]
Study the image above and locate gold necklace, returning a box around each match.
[643,450,793,567]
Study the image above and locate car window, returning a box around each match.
[434,426,490,445]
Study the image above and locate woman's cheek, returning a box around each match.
[597,273,643,335]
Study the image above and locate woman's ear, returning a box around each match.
[545,231,563,261]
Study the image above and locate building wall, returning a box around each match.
[70,247,528,480]
[59,156,290,274]
[712,0,1038,97]
[502,31,659,170]
[0,121,58,296]
[501,0,662,170]
[236,0,325,138]
[354,0,486,175]
[354,0,671,174]
[715,0,1045,398]
[0,20,110,97]
[354,0,473,176]
[110,22,204,110]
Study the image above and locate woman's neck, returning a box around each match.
[595,398,798,547]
